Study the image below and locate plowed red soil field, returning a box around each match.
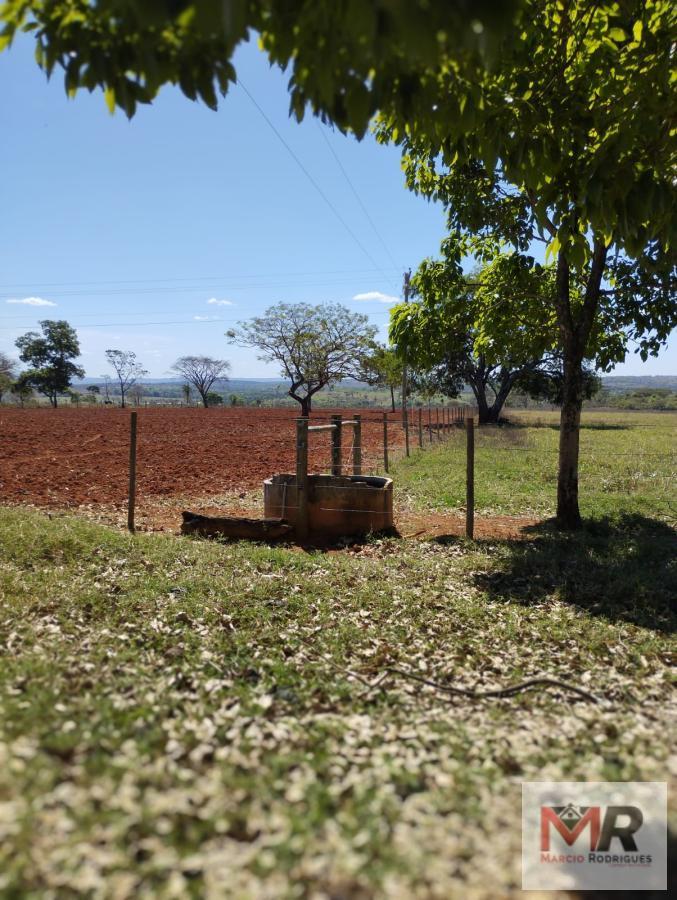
[1,407,405,510]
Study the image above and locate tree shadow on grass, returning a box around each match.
[468,514,676,633]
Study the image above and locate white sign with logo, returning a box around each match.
[522,781,667,890]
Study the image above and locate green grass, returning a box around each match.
[1,498,675,896]
[392,409,676,520]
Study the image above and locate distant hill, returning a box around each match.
[600,375,677,393]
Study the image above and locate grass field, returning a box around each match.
[393,410,676,522]
[0,410,675,896]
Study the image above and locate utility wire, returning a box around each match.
[316,122,401,274]
[0,266,399,291]
[237,78,395,285]
[0,318,239,330]
[0,311,394,332]
[1,274,403,303]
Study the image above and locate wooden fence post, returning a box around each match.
[296,417,309,543]
[428,405,433,444]
[352,415,362,475]
[418,407,423,448]
[404,404,410,457]
[127,411,138,533]
[383,412,389,473]
[331,414,342,476]
[436,407,440,441]
[465,415,474,539]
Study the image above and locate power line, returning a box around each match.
[316,122,401,273]
[237,78,396,286]
[0,310,394,331]
[0,317,237,331]
[0,274,404,303]
[0,266,399,291]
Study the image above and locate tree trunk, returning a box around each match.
[557,357,583,528]
[201,392,209,408]
[553,241,606,529]
[484,373,517,424]
[299,396,311,417]
[480,405,500,424]
[476,391,490,424]
[390,384,396,413]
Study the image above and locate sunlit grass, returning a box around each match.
[392,409,676,520]
[0,498,674,895]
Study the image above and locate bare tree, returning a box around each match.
[99,374,112,402]
[227,303,377,416]
[171,356,231,408]
[129,383,145,407]
[105,350,148,408]
[0,351,16,403]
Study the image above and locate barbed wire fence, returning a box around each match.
[7,404,669,537]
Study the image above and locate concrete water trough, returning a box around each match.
[264,473,394,539]
[181,415,394,543]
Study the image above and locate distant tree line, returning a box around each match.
[3,303,613,415]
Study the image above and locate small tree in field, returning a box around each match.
[359,344,404,413]
[99,374,112,402]
[129,383,145,407]
[105,350,148,408]
[227,303,377,416]
[15,320,84,407]
[11,378,33,407]
[171,356,231,408]
[0,352,16,403]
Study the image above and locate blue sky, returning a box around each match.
[1,36,674,379]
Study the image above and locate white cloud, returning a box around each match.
[194,315,219,321]
[207,298,234,306]
[353,291,399,304]
[6,296,57,307]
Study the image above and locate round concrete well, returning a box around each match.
[263,473,393,539]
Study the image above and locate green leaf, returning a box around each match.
[104,86,116,114]
[545,237,559,262]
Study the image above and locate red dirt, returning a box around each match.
[1,407,541,540]
[0,407,405,510]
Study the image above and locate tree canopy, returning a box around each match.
[171,355,231,408]
[358,344,404,412]
[0,351,16,402]
[15,320,84,407]
[378,0,676,260]
[105,349,148,408]
[0,1,518,124]
[378,0,676,526]
[391,253,573,422]
[227,302,377,416]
